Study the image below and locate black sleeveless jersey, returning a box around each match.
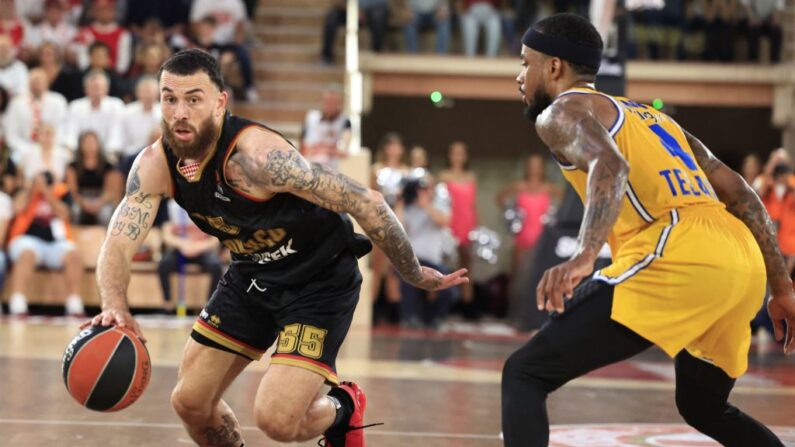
[162,112,371,287]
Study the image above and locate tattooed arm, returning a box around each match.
[229,129,467,291]
[686,131,795,352]
[82,143,170,340]
[534,94,629,313]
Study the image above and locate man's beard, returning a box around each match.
[523,88,554,123]
[162,116,219,160]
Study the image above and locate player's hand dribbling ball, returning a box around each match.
[62,325,151,411]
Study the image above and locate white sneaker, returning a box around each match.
[9,294,28,315]
[65,295,85,316]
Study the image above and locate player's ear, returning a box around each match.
[216,88,228,118]
[548,57,563,81]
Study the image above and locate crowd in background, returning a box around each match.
[0,0,262,317]
[322,0,784,62]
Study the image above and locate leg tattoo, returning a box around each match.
[204,414,243,447]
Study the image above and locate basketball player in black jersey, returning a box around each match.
[81,49,467,447]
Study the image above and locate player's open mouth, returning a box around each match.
[173,127,193,140]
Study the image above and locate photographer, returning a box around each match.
[396,175,457,329]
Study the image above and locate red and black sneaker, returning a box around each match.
[319,382,381,447]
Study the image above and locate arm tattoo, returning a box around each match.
[126,165,141,195]
[537,101,628,259]
[687,131,791,293]
[108,192,155,242]
[203,415,242,447]
[231,148,427,286]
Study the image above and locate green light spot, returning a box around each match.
[652,98,664,110]
[430,91,443,103]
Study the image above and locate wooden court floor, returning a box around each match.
[1,317,795,446]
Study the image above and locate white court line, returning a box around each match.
[0,418,501,440]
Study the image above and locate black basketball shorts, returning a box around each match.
[191,253,362,385]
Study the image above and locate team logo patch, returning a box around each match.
[544,424,795,446]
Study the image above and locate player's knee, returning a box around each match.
[255,410,300,443]
[675,389,711,430]
[170,386,213,424]
[502,337,548,388]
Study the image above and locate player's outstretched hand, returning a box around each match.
[537,254,594,314]
[413,267,468,291]
[768,291,795,355]
[79,307,147,343]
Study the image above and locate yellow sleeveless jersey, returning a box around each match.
[555,87,720,252]
[551,87,765,378]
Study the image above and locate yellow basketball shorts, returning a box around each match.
[594,206,766,378]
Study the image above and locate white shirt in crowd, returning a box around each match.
[190,0,246,45]
[3,90,68,160]
[14,0,45,22]
[18,144,73,182]
[119,100,161,157]
[0,60,29,96]
[302,109,351,169]
[64,96,125,155]
[24,19,78,50]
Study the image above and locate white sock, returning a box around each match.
[10,292,26,302]
[67,294,82,302]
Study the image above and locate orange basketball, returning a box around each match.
[62,325,151,412]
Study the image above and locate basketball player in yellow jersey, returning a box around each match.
[501,13,795,447]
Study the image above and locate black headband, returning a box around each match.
[522,28,602,69]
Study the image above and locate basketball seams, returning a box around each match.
[63,325,113,390]
[66,328,123,400]
[84,334,126,406]
[109,333,139,411]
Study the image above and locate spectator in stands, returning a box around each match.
[300,86,351,170]
[403,0,451,54]
[632,0,685,60]
[75,0,132,75]
[23,0,78,58]
[439,141,477,303]
[18,122,72,182]
[3,67,68,161]
[64,69,124,156]
[703,0,739,61]
[65,130,122,225]
[322,0,390,64]
[0,0,25,50]
[458,0,502,57]
[497,154,557,276]
[119,76,160,158]
[36,41,81,101]
[158,199,223,314]
[7,171,84,316]
[15,0,45,23]
[740,0,782,62]
[124,1,192,43]
[0,177,11,315]
[0,33,27,96]
[396,174,456,329]
[682,0,708,60]
[190,0,258,101]
[80,40,126,99]
[0,136,19,195]
[370,132,408,305]
[741,153,761,185]
[409,145,432,177]
[127,41,170,87]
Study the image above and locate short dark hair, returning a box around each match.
[88,40,110,55]
[158,49,225,92]
[533,13,603,77]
